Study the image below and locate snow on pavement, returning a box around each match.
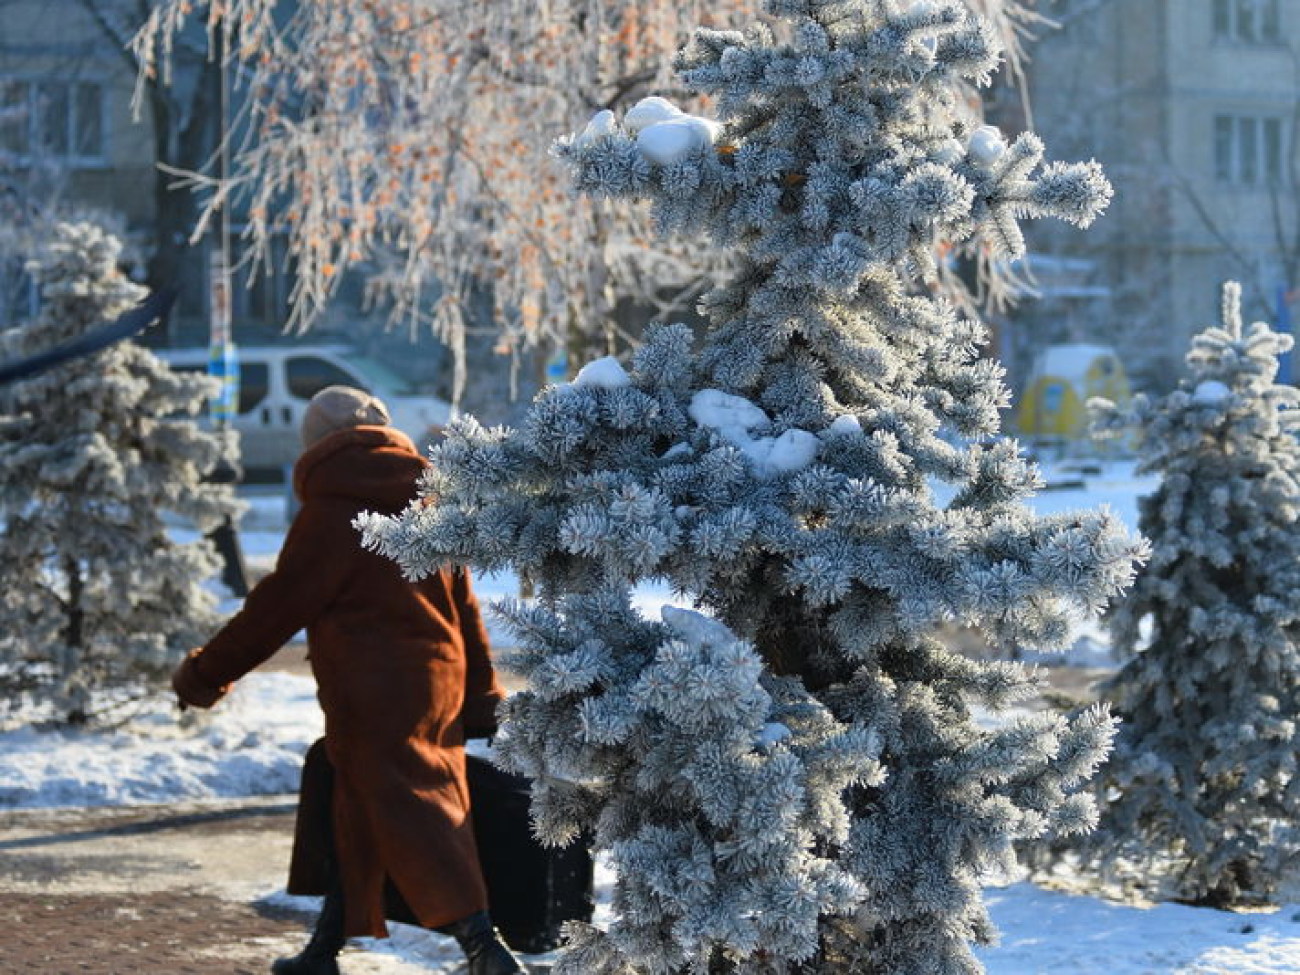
[0,671,322,808]
[979,882,1300,974]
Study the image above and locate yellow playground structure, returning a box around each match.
[1015,344,1132,443]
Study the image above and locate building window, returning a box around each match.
[1213,0,1282,43]
[1215,114,1286,186]
[0,78,106,166]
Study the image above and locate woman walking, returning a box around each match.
[172,386,524,975]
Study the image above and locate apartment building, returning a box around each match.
[0,0,300,341]
[0,1,155,217]
[1009,0,1297,390]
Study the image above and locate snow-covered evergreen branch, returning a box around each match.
[360,2,1144,970]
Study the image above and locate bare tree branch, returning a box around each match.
[131,0,1049,395]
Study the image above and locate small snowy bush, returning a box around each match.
[0,222,241,726]
[1068,282,1300,907]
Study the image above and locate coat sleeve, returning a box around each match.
[173,502,356,708]
[452,567,506,738]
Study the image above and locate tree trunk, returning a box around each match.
[62,555,87,725]
[143,58,221,343]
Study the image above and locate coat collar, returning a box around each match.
[293,425,425,510]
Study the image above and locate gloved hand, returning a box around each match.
[171,649,231,710]
[461,690,503,741]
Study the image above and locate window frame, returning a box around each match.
[168,360,271,415]
[0,76,108,168]
[1212,0,1283,44]
[285,355,368,401]
[236,361,271,414]
[1214,112,1289,188]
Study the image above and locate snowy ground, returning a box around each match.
[4,459,1300,972]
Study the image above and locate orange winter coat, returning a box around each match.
[172,425,505,938]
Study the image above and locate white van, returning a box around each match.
[158,344,452,475]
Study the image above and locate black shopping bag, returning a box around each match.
[466,752,594,954]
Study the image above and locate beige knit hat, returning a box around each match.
[301,385,391,448]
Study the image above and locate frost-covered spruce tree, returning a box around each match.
[360,2,1146,972]
[1075,282,1300,908]
[0,222,240,726]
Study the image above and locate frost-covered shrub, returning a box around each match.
[0,222,241,726]
[1069,282,1300,907]
[360,2,1145,971]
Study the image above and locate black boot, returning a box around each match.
[271,883,346,975]
[439,910,526,975]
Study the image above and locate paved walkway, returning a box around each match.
[0,651,543,974]
[0,796,551,974]
[0,797,314,973]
